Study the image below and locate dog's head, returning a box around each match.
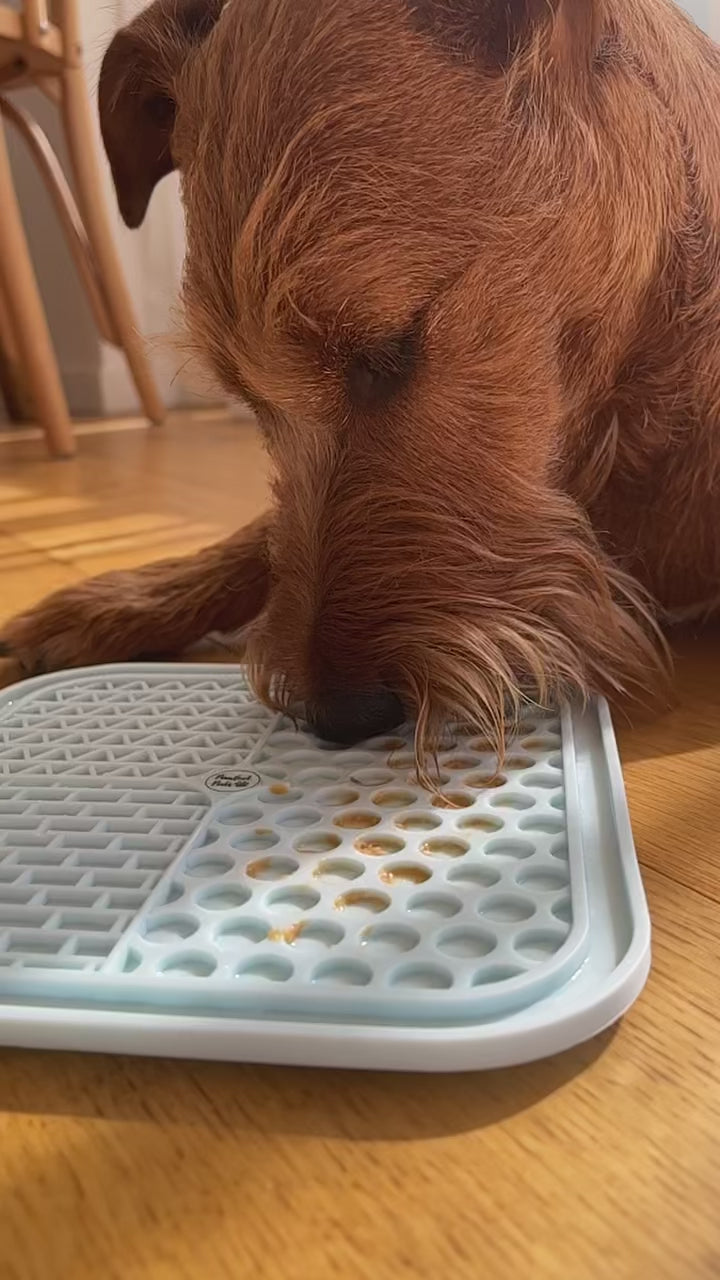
[101,0,665,750]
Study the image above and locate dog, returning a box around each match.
[1,0,719,755]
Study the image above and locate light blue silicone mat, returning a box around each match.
[0,664,650,1071]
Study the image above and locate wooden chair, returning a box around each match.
[0,0,165,456]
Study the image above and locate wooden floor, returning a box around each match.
[0,411,718,1280]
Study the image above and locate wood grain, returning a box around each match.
[0,412,718,1280]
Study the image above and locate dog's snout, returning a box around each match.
[308,687,405,746]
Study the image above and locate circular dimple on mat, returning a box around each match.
[471,964,524,986]
[333,810,381,830]
[275,806,323,829]
[456,814,504,834]
[522,735,561,752]
[514,928,569,962]
[394,811,441,832]
[516,867,568,893]
[349,767,395,788]
[312,959,373,987]
[265,886,321,911]
[447,864,501,889]
[443,755,481,771]
[419,837,469,859]
[432,791,474,809]
[372,788,418,808]
[553,895,572,924]
[518,814,565,835]
[235,957,294,982]
[550,838,569,861]
[465,772,507,790]
[143,914,199,942]
[504,755,536,770]
[360,924,420,954]
[295,767,344,786]
[354,835,406,857]
[259,784,302,804]
[215,803,264,827]
[246,855,299,881]
[315,786,360,807]
[334,889,390,914]
[379,863,431,886]
[406,892,462,919]
[469,736,495,752]
[389,964,453,990]
[292,922,344,949]
[293,831,342,855]
[314,857,365,883]
[161,952,217,978]
[196,884,251,911]
[489,791,535,811]
[478,895,536,923]
[547,753,564,770]
[230,829,280,853]
[390,751,417,769]
[521,771,563,791]
[550,793,566,811]
[436,927,497,959]
[484,838,536,862]
[216,918,268,945]
[185,851,234,878]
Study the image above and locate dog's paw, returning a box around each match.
[0,573,170,676]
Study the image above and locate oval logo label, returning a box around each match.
[204,769,261,793]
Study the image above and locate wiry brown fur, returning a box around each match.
[3,0,720,758]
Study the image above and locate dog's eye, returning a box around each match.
[346,327,419,410]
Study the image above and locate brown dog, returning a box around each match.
[2,0,719,751]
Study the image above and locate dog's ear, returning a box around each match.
[409,0,602,71]
[99,0,226,228]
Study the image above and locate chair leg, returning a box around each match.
[60,64,166,426]
[0,120,75,458]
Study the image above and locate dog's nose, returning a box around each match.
[308,687,405,746]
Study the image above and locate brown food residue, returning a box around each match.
[355,837,404,857]
[334,812,381,829]
[457,816,503,832]
[247,858,272,878]
[465,773,507,790]
[335,890,388,913]
[372,791,415,808]
[295,833,341,854]
[268,922,306,945]
[432,792,474,810]
[394,814,439,831]
[379,865,430,886]
[444,756,480,771]
[268,783,289,796]
[420,839,468,859]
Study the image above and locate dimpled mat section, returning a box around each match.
[0,671,273,780]
[107,701,590,1024]
[0,670,271,976]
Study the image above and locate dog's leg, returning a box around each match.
[0,514,271,675]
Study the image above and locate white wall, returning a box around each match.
[680,1,720,37]
[3,0,202,420]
